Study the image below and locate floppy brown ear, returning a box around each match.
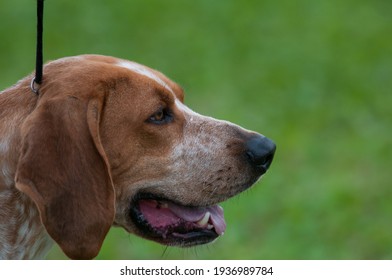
[15,93,114,260]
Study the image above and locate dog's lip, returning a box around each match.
[129,193,226,246]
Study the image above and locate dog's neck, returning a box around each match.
[0,87,53,259]
[0,186,53,259]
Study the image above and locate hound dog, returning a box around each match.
[0,55,276,259]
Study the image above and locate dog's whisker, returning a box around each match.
[160,245,170,259]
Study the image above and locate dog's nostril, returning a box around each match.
[246,150,274,169]
[261,152,275,169]
[245,135,276,170]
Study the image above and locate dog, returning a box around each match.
[0,55,275,259]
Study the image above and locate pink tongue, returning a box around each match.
[167,202,207,222]
[139,200,226,235]
[169,202,226,235]
[207,205,226,235]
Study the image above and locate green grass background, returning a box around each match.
[1,0,391,259]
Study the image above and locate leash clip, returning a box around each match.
[30,77,40,95]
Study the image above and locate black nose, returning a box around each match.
[245,135,276,171]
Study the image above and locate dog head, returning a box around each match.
[15,55,276,259]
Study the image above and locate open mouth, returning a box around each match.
[130,194,226,246]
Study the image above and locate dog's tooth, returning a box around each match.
[197,212,211,227]
[207,224,214,230]
[161,202,169,208]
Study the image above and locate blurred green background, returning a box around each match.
[1,0,391,259]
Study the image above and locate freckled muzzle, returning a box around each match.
[127,133,276,247]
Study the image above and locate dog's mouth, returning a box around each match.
[130,194,226,246]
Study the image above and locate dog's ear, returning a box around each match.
[15,92,114,260]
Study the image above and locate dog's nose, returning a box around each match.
[245,135,276,171]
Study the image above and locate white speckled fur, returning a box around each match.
[0,191,52,259]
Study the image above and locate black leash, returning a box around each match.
[31,0,44,95]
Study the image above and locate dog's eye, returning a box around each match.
[147,108,173,124]
[153,110,164,121]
